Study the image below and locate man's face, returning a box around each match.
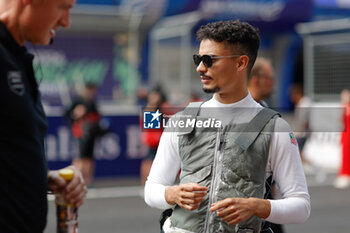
[257,63,275,99]
[20,0,76,45]
[196,39,240,94]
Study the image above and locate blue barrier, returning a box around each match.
[46,115,148,178]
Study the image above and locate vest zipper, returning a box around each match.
[204,126,227,233]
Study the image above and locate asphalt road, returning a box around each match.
[45,175,350,233]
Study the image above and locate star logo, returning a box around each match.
[150,110,161,122]
[143,109,162,129]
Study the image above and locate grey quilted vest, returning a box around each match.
[170,102,280,233]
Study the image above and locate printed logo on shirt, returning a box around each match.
[7,71,25,96]
[143,109,161,129]
[289,132,298,146]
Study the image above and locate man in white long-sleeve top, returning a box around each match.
[144,20,310,233]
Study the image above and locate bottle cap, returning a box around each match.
[59,169,74,181]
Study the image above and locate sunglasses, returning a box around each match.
[193,54,241,68]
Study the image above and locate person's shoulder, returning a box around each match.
[299,96,312,107]
[0,42,17,69]
[0,43,17,82]
[273,117,293,133]
[0,43,9,62]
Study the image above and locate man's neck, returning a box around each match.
[0,1,24,46]
[214,89,248,104]
[248,87,260,103]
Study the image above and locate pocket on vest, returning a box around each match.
[180,165,212,185]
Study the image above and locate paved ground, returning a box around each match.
[45,174,350,233]
[285,185,350,233]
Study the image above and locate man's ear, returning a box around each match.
[237,55,249,72]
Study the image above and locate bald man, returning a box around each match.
[0,0,86,232]
[248,57,275,107]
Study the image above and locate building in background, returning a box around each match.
[38,0,350,178]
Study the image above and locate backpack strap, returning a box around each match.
[183,102,203,117]
[235,108,281,150]
[177,102,203,135]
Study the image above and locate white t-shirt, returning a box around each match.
[144,93,310,224]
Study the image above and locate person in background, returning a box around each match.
[140,86,171,185]
[0,0,86,232]
[248,57,275,107]
[66,83,108,186]
[334,89,350,188]
[144,20,310,233]
[249,57,285,233]
[290,83,311,160]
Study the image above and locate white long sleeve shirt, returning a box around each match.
[145,93,310,224]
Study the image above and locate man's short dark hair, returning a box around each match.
[196,20,260,74]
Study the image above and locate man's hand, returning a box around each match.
[165,183,207,211]
[48,165,87,207]
[209,197,270,225]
